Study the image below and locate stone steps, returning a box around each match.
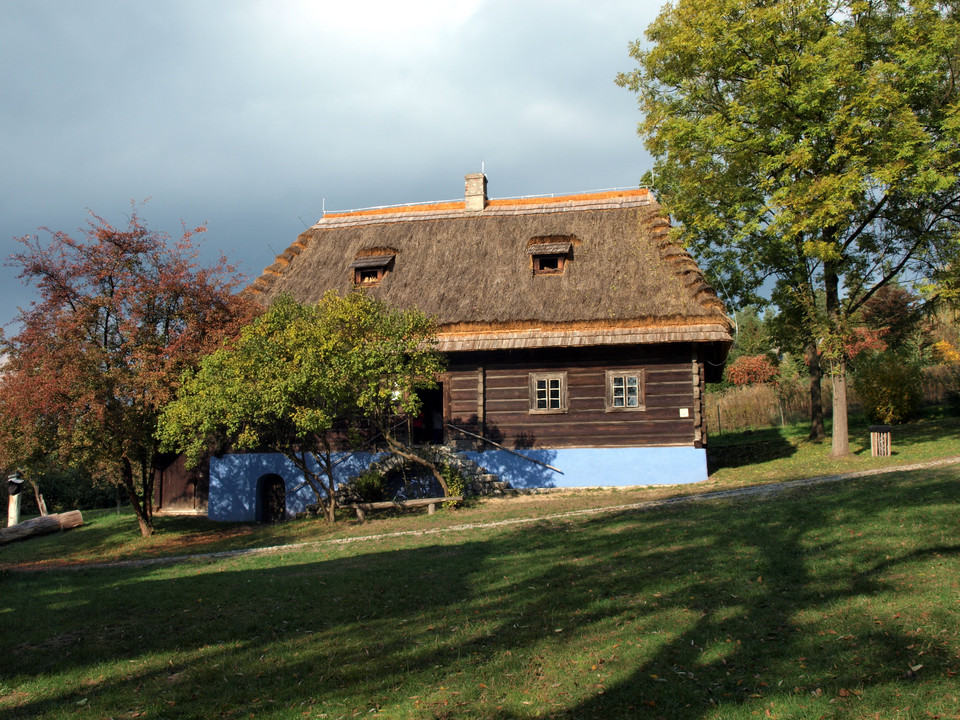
[340,444,511,501]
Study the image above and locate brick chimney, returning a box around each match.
[465,172,487,212]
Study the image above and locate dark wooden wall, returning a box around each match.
[445,345,707,450]
[154,454,209,514]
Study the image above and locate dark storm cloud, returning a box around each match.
[0,0,660,332]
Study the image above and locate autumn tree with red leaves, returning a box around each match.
[726,355,778,387]
[0,209,258,536]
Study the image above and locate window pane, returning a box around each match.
[536,379,548,409]
[612,376,625,407]
[548,378,561,408]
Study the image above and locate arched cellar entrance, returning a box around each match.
[256,474,287,523]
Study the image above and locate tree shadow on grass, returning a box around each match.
[1,472,958,719]
[707,426,798,471]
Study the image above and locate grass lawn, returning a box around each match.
[1,408,959,718]
[707,405,960,486]
[2,460,960,718]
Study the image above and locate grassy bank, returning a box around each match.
[2,464,960,719]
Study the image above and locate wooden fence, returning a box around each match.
[705,366,958,435]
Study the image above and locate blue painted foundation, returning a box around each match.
[463,447,707,489]
[208,451,381,522]
[208,446,708,522]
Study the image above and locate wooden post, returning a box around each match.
[7,492,20,528]
[869,425,892,457]
[7,472,24,527]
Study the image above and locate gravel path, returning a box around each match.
[12,456,960,572]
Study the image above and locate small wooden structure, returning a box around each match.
[870,425,892,457]
[346,496,463,523]
[154,453,209,516]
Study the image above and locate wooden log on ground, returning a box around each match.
[0,510,84,545]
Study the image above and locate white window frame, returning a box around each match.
[605,369,646,412]
[529,372,568,414]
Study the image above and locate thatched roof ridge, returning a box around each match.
[246,187,733,349]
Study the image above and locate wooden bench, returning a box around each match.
[345,496,463,523]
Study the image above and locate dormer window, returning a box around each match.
[350,253,395,287]
[527,239,574,275]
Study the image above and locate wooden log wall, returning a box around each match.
[446,345,703,450]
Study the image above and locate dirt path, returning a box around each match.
[9,456,960,572]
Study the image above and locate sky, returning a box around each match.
[0,0,663,335]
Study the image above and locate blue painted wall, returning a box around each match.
[463,447,707,489]
[208,446,707,522]
[208,452,381,522]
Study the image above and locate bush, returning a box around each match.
[726,355,778,386]
[440,464,467,507]
[852,352,923,424]
[350,469,387,502]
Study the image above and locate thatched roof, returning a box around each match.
[247,182,733,354]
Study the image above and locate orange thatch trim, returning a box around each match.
[322,188,651,221]
[326,201,464,219]
[487,189,650,208]
[434,323,732,352]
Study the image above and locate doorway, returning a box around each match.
[257,474,286,523]
[414,385,445,444]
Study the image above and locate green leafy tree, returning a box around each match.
[0,209,257,536]
[724,307,775,365]
[618,0,960,454]
[765,288,828,440]
[852,351,924,424]
[158,292,446,523]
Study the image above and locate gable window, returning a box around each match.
[605,369,645,412]
[527,240,573,276]
[529,372,568,414]
[350,254,395,287]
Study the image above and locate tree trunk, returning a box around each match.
[30,480,48,516]
[383,432,450,496]
[316,450,338,523]
[805,341,825,442]
[289,448,337,523]
[121,456,154,537]
[831,359,850,456]
[824,259,850,457]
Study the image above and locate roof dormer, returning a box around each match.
[350,249,396,287]
[527,236,575,275]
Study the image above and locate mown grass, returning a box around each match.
[2,463,960,719]
[707,405,960,485]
